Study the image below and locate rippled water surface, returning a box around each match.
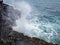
[4,0,60,44]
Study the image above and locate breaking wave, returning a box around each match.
[4,0,60,44]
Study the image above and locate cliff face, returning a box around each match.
[0,2,58,45]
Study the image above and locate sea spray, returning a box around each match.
[4,0,60,44]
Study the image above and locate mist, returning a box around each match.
[3,0,60,45]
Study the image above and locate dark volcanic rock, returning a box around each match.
[0,1,58,45]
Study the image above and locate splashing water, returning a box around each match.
[4,0,60,44]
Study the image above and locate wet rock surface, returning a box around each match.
[0,1,58,45]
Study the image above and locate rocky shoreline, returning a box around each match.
[0,1,58,45]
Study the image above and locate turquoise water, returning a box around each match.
[4,0,60,44]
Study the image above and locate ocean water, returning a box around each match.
[4,0,60,44]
